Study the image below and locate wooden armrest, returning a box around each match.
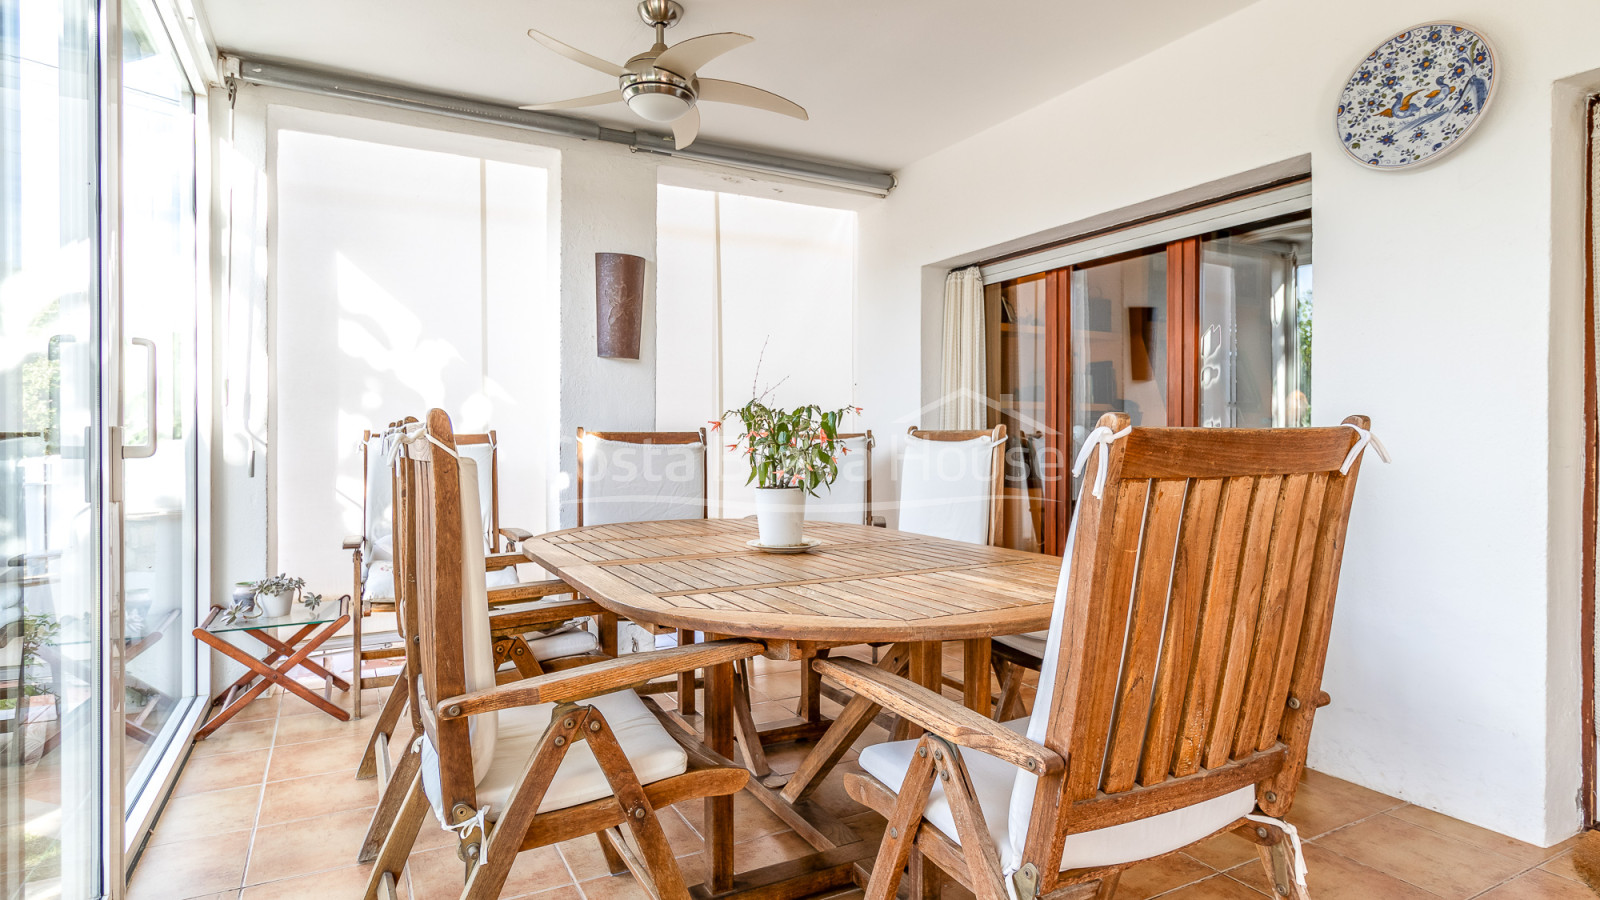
[342,535,364,551]
[1314,690,1332,709]
[438,639,765,720]
[488,598,605,635]
[486,579,576,607]
[486,551,524,571]
[500,527,534,544]
[813,657,1063,775]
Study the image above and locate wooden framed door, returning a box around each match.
[987,217,1311,557]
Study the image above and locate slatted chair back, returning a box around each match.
[576,428,708,526]
[805,431,875,525]
[1014,412,1376,888]
[897,425,1007,545]
[396,410,497,832]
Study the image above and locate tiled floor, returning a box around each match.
[128,651,1590,900]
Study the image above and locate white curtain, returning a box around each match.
[940,266,987,429]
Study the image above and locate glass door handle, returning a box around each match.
[122,337,158,460]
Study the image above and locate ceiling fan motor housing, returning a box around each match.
[621,67,696,121]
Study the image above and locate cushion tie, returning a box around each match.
[1339,423,1391,475]
[1242,813,1307,888]
[1070,425,1133,499]
[443,801,490,840]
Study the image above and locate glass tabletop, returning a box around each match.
[203,596,346,634]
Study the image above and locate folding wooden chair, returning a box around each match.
[346,422,551,717]
[361,410,757,900]
[820,413,1382,900]
[352,419,602,780]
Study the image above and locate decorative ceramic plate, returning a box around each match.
[1335,23,1496,169]
[746,537,823,555]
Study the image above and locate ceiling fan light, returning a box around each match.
[623,81,695,122]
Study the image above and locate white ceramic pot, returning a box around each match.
[259,589,294,619]
[754,487,807,547]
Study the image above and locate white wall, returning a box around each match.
[270,113,553,594]
[856,0,1600,846]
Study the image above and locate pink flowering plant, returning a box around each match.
[715,399,857,495]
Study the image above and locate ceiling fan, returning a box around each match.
[520,0,808,150]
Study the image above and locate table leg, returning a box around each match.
[677,629,698,716]
[704,647,735,895]
[896,642,944,741]
[780,644,910,803]
[963,638,992,717]
[196,615,351,739]
[250,629,351,692]
[214,622,317,699]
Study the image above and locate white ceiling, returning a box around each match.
[200,0,1258,172]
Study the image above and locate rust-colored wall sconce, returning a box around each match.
[596,252,646,359]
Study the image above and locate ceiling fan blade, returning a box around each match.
[671,105,701,150]
[518,90,624,111]
[653,32,753,78]
[697,79,808,121]
[526,28,626,77]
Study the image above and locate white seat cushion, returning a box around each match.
[857,716,1255,871]
[806,435,870,524]
[580,435,706,525]
[485,566,520,588]
[365,561,524,602]
[423,688,687,822]
[897,434,1001,545]
[994,630,1047,661]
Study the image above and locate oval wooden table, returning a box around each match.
[522,518,1061,900]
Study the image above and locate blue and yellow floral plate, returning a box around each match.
[1336,23,1497,170]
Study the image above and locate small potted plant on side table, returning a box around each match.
[249,574,306,619]
[719,398,855,550]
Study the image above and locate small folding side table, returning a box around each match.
[193,596,352,739]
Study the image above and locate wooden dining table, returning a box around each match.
[521,517,1061,900]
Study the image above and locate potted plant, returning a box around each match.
[719,397,855,548]
[249,574,306,618]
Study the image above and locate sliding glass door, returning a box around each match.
[0,0,107,894]
[119,0,199,815]
[987,211,1313,555]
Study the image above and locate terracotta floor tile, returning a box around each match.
[172,749,271,796]
[677,791,789,839]
[245,805,378,884]
[753,672,803,701]
[1388,803,1567,866]
[223,695,281,723]
[271,706,362,744]
[146,785,262,845]
[191,718,280,758]
[1281,770,1403,838]
[578,872,652,900]
[1476,868,1600,899]
[1185,831,1260,870]
[1227,842,1436,899]
[514,886,584,900]
[257,768,382,824]
[1540,849,1583,883]
[750,702,798,725]
[264,732,369,782]
[559,834,626,883]
[126,828,252,899]
[1144,874,1267,899]
[409,843,571,899]
[1315,813,1526,898]
[241,863,406,899]
[1114,852,1215,899]
[734,830,814,870]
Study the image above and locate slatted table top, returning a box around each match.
[520,518,1061,645]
